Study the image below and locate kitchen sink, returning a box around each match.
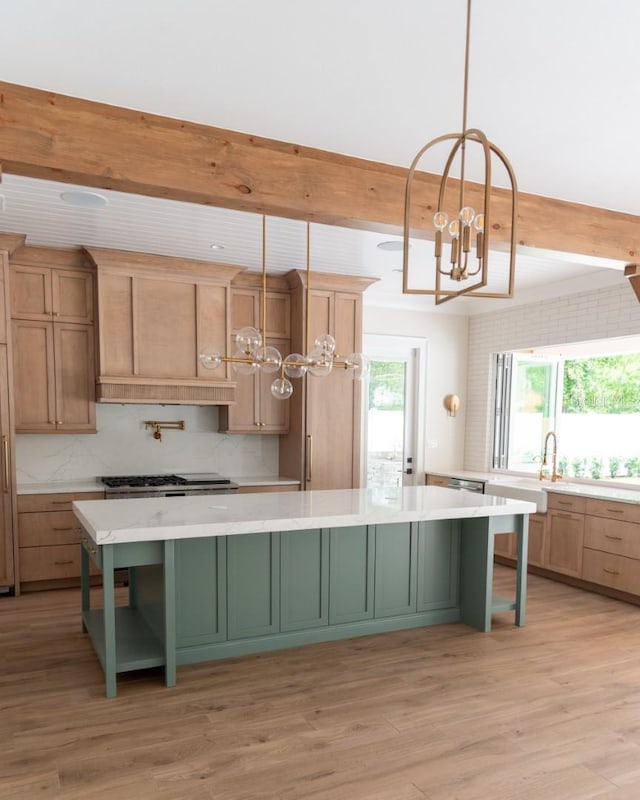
[484,477,548,513]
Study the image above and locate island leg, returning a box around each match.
[80,541,90,633]
[163,540,177,688]
[459,518,494,632]
[514,514,529,627]
[101,544,118,699]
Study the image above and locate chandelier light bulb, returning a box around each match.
[345,353,369,380]
[313,333,336,356]
[473,213,485,233]
[234,326,262,350]
[458,206,476,226]
[258,345,282,374]
[198,348,222,370]
[433,211,449,231]
[231,347,259,375]
[283,353,307,378]
[271,377,293,400]
[448,219,460,238]
[307,346,333,377]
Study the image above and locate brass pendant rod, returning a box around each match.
[261,215,267,348]
[458,0,472,212]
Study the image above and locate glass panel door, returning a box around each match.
[363,335,425,488]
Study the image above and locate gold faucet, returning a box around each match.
[539,431,561,481]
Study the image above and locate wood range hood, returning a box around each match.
[625,264,640,303]
[85,247,243,406]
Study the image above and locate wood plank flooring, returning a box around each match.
[1,567,640,799]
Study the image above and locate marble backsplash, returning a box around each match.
[15,403,279,484]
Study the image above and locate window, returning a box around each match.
[493,339,640,486]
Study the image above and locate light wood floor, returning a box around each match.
[1,567,640,800]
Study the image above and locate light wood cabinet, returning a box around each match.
[10,263,94,324]
[582,500,640,598]
[527,513,546,567]
[218,286,290,433]
[12,320,95,433]
[545,509,584,578]
[10,253,97,434]
[279,271,375,490]
[425,474,450,487]
[0,345,15,590]
[87,248,243,405]
[17,491,103,589]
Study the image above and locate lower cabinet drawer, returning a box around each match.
[20,544,100,582]
[584,515,640,560]
[582,548,640,596]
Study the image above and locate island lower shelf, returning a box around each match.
[79,512,529,697]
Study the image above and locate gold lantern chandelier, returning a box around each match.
[402,0,518,305]
[199,217,368,397]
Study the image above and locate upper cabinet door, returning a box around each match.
[10,265,94,324]
[10,265,52,321]
[51,269,94,324]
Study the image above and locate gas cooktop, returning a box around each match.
[102,473,234,489]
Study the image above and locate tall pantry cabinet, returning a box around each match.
[279,270,376,490]
[0,240,21,591]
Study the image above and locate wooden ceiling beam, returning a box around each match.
[0,81,638,263]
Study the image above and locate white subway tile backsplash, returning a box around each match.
[464,281,640,472]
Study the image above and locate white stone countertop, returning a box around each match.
[73,485,535,546]
[426,470,640,505]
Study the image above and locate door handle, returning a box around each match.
[2,435,8,493]
[305,434,312,483]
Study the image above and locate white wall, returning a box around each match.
[464,280,640,472]
[363,304,469,473]
[16,404,278,484]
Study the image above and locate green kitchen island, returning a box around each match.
[73,486,535,697]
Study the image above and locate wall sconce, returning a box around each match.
[444,395,460,417]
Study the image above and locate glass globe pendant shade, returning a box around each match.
[271,376,293,400]
[345,352,369,380]
[258,345,282,374]
[313,333,336,356]
[198,348,223,370]
[231,347,259,375]
[307,346,333,377]
[283,353,307,378]
[234,326,263,350]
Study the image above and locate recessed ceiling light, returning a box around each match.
[377,240,408,252]
[60,190,108,208]
[209,243,225,250]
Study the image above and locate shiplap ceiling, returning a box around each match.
[0,0,636,315]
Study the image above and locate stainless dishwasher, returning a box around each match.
[445,477,485,494]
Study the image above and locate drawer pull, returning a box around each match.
[51,501,71,506]
[605,508,624,514]
[556,513,573,519]
[557,501,572,506]
[604,535,623,541]
[53,527,77,532]
[603,568,620,576]
[54,560,74,566]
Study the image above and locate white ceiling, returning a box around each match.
[0,0,636,315]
